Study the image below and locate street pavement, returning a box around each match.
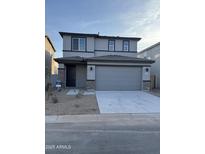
[45,114,160,154]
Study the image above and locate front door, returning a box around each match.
[66,65,76,87]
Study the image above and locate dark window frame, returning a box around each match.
[108,39,115,51]
[71,37,86,51]
[123,40,130,51]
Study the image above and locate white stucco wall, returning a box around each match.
[87,65,95,80]
[142,67,151,81]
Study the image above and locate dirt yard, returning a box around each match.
[45,89,100,115]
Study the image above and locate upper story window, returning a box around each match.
[123,40,129,51]
[108,40,115,51]
[72,38,85,51]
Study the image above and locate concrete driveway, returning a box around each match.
[96,91,160,113]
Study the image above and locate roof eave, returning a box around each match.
[86,59,155,64]
[59,32,141,41]
[54,57,85,63]
[45,35,56,52]
[139,42,160,53]
[59,32,98,38]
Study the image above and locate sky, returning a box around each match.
[46,0,160,58]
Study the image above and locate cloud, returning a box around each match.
[46,0,160,55]
[117,0,160,50]
[81,20,104,28]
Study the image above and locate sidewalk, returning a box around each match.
[45,113,160,123]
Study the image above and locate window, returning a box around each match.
[72,38,78,50]
[108,40,115,51]
[72,38,85,51]
[123,40,129,51]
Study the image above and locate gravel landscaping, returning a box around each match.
[45,89,100,115]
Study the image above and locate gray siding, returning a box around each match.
[62,35,138,58]
[95,38,108,50]
[63,35,71,50]
[87,37,95,52]
[95,38,138,52]
[130,40,138,51]
[63,52,94,57]
[96,66,142,91]
[94,51,137,57]
[138,44,160,88]
[115,39,123,51]
[76,65,87,88]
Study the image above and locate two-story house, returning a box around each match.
[55,32,154,91]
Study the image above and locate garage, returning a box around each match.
[96,66,142,91]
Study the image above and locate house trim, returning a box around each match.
[59,32,141,41]
[87,61,152,66]
[63,50,94,53]
[94,50,137,53]
[63,49,138,53]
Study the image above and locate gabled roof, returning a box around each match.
[139,42,160,54]
[59,32,141,41]
[45,35,56,52]
[54,55,154,64]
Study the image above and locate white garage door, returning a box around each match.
[96,66,142,91]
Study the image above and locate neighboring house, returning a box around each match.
[55,32,154,91]
[45,35,58,87]
[137,42,160,89]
